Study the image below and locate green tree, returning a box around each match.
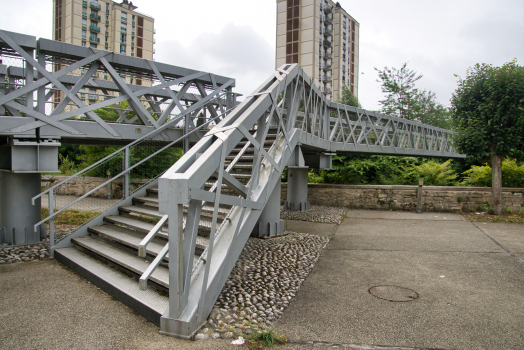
[375,62,451,129]
[451,60,524,214]
[339,83,361,108]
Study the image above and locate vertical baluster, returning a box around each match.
[48,190,55,258]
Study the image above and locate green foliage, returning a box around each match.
[412,159,457,186]
[78,145,183,179]
[58,154,77,176]
[252,330,286,348]
[375,62,452,129]
[307,170,324,183]
[451,60,524,162]
[320,155,425,185]
[461,158,524,187]
[339,83,361,108]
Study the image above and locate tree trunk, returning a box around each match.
[491,153,503,215]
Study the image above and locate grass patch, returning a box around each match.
[464,211,524,224]
[250,330,287,348]
[41,208,101,226]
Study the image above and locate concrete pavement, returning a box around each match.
[278,210,524,350]
[1,209,523,349]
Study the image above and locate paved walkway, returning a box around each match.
[1,210,523,349]
[279,210,524,350]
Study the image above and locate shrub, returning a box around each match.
[412,159,457,186]
[461,158,524,187]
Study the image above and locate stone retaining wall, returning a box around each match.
[281,183,524,213]
[41,176,150,199]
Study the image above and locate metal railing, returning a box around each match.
[33,92,234,255]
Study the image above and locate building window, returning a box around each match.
[82,6,87,18]
[285,0,300,64]
[82,30,86,40]
[82,19,87,29]
[55,0,63,41]
[121,33,126,43]
[137,48,143,58]
[121,24,127,32]
[90,43,97,48]
[82,41,86,47]
[120,44,126,54]
[121,12,127,22]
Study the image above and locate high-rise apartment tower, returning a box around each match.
[276,0,359,102]
[53,0,154,60]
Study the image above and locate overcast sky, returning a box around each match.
[1,0,523,110]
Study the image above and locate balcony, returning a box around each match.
[90,13,101,22]
[106,20,109,25]
[324,14,333,24]
[90,24,100,32]
[323,38,332,48]
[323,63,331,70]
[324,51,332,59]
[89,37,100,45]
[83,0,87,7]
[323,87,331,95]
[323,74,332,82]
[90,1,101,10]
[121,18,127,24]
[132,21,135,26]
[324,4,333,13]
[324,27,333,36]
[82,14,87,19]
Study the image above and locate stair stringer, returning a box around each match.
[160,130,300,338]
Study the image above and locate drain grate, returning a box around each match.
[368,285,419,302]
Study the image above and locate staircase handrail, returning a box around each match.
[33,103,233,232]
[32,90,231,204]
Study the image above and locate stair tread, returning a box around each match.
[55,247,169,314]
[72,236,171,288]
[88,224,168,256]
[99,218,211,250]
[133,197,231,214]
[120,205,163,218]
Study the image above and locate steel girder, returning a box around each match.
[0,30,236,143]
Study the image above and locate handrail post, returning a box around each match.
[124,147,130,199]
[48,190,55,258]
[183,114,189,153]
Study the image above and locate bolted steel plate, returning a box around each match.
[368,285,419,302]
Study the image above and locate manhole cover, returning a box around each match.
[368,285,419,302]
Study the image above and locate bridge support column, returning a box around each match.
[284,166,310,211]
[252,178,285,238]
[0,172,46,245]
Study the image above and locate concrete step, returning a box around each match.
[118,205,222,235]
[72,235,171,289]
[104,215,210,250]
[54,247,168,326]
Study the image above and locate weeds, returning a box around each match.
[464,211,524,224]
[41,208,101,226]
[251,330,287,348]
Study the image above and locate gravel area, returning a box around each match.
[0,228,71,264]
[195,232,330,341]
[281,205,347,224]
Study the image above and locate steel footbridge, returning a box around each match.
[0,29,464,338]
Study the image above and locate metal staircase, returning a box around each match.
[51,131,278,328]
[32,61,463,339]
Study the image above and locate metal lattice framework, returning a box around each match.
[155,64,464,337]
[0,30,236,143]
